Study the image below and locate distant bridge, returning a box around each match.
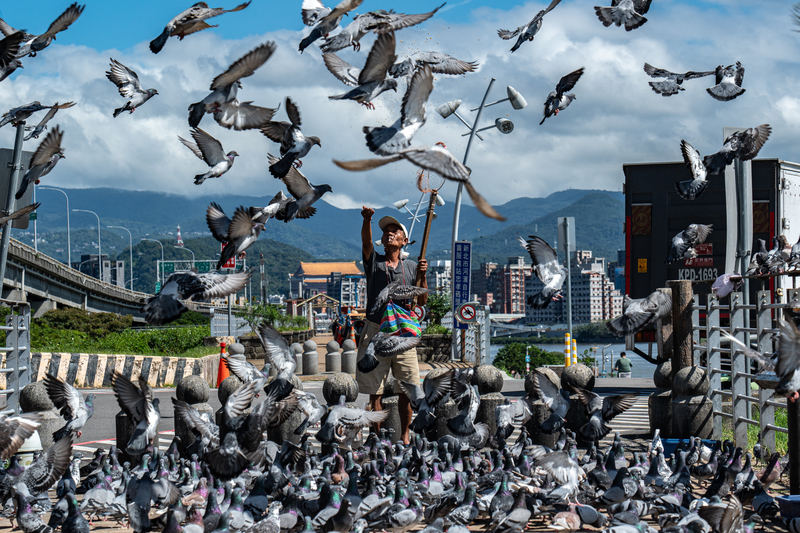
[489,318,548,337]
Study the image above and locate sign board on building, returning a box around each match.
[221,243,236,269]
[557,217,576,253]
[638,258,647,273]
[453,241,471,330]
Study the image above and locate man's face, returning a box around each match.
[382,223,408,249]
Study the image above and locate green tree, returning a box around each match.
[427,292,450,327]
[574,321,616,342]
[492,342,563,376]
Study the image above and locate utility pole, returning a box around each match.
[0,122,26,292]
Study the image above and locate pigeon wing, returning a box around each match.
[422,368,454,406]
[738,124,771,160]
[224,381,259,420]
[206,202,232,242]
[400,145,471,182]
[211,41,277,90]
[106,59,143,97]
[633,0,653,14]
[214,100,277,130]
[776,320,800,381]
[423,52,478,75]
[680,140,706,180]
[555,67,584,98]
[689,224,713,245]
[302,0,331,25]
[30,126,63,167]
[256,322,293,374]
[497,26,524,40]
[112,373,147,422]
[195,270,252,300]
[22,435,72,494]
[190,127,226,165]
[0,412,41,460]
[358,32,396,85]
[261,121,291,143]
[280,161,316,200]
[223,355,262,383]
[228,206,256,240]
[400,65,433,129]
[0,203,40,227]
[373,3,445,34]
[179,136,205,161]
[601,394,637,421]
[36,3,85,41]
[323,53,362,86]
[643,63,675,78]
[532,371,561,410]
[44,373,84,420]
[327,0,365,21]
[373,334,420,358]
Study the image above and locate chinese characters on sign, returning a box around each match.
[453,241,471,330]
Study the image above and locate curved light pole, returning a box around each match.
[175,245,194,268]
[108,225,133,292]
[141,238,164,286]
[37,186,70,266]
[73,209,102,282]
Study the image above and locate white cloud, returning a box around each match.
[0,1,798,213]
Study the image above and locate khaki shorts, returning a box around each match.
[356,320,420,395]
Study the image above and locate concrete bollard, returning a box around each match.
[524,367,562,449]
[20,381,64,452]
[473,365,505,438]
[227,342,246,361]
[302,340,318,375]
[290,343,303,376]
[325,340,341,373]
[341,339,357,374]
[380,396,402,443]
[671,366,713,439]
[322,373,359,404]
[174,376,213,457]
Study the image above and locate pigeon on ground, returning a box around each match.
[142,269,253,325]
[150,1,251,53]
[126,454,180,533]
[206,203,262,269]
[23,102,74,140]
[106,59,159,118]
[364,65,433,156]
[498,0,562,52]
[334,143,505,220]
[320,4,444,52]
[0,3,84,58]
[389,51,478,78]
[356,332,421,374]
[262,98,322,178]
[607,290,672,336]
[540,67,584,125]
[112,374,160,456]
[324,32,399,109]
[595,0,652,31]
[299,0,364,53]
[399,369,454,435]
[698,495,762,533]
[1,435,73,504]
[643,63,715,97]
[707,61,746,102]
[703,124,771,176]
[249,191,294,225]
[519,235,567,309]
[0,411,42,460]
[711,273,743,298]
[0,101,49,128]
[0,203,40,227]
[576,389,638,442]
[266,154,331,222]
[179,128,239,185]
[676,140,709,200]
[532,370,570,434]
[44,373,95,440]
[14,485,54,533]
[188,41,277,129]
[666,224,713,263]
[316,395,389,448]
[16,126,64,200]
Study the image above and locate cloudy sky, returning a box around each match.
[0,0,796,211]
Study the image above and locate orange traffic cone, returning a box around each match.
[217,342,230,387]
[349,325,357,346]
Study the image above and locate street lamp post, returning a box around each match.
[37,186,70,266]
[72,209,102,282]
[141,238,164,288]
[108,225,133,292]
[175,245,194,268]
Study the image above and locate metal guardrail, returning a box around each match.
[445,305,491,365]
[1,299,30,413]
[211,307,251,337]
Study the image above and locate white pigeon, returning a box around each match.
[16,126,64,200]
[106,59,159,117]
[150,1,251,54]
[518,235,567,309]
[594,0,652,31]
[23,102,75,140]
[706,61,746,102]
[179,128,239,185]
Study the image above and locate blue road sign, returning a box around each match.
[453,241,471,330]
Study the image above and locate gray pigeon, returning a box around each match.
[666,224,713,264]
[364,65,433,156]
[249,191,293,225]
[607,290,672,336]
[643,62,715,97]
[399,369,454,434]
[188,41,277,129]
[44,373,95,440]
[142,269,252,325]
[299,0,364,53]
[293,390,327,435]
[16,126,64,200]
[179,128,239,184]
[324,32,399,109]
[356,332,421,374]
[594,0,652,31]
[772,321,800,402]
[540,67,584,125]
[266,154,331,222]
[126,454,180,533]
[0,3,84,58]
[150,1,251,53]
[576,389,637,442]
[707,61,746,102]
[494,397,533,442]
[63,492,90,533]
[0,101,49,128]
[320,4,444,53]
[519,235,567,309]
[23,102,74,140]
[532,370,570,434]
[703,124,771,176]
[106,59,159,117]
[675,139,708,200]
[498,0,562,52]
[14,485,53,533]
[389,51,478,78]
[4,436,72,502]
[255,322,299,401]
[316,395,388,447]
[112,373,160,456]
[370,277,435,314]
[0,411,42,460]
[206,203,262,269]
[262,98,322,178]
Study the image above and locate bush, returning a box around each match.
[36,308,133,338]
[169,311,210,326]
[235,304,307,333]
[493,342,563,376]
[573,321,616,342]
[32,324,210,357]
[427,292,450,326]
[422,323,450,335]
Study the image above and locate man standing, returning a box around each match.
[614,351,632,378]
[357,206,427,445]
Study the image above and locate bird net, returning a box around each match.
[415,142,447,193]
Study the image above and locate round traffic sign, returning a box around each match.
[457,303,477,323]
[412,305,426,321]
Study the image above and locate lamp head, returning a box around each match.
[506,86,527,110]
[436,100,461,119]
[393,199,409,210]
[495,117,514,134]
[435,195,446,207]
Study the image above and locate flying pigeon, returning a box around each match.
[703,124,771,176]
[732,321,800,402]
[320,3,445,53]
[0,203,40,227]
[676,140,709,200]
[0,58,22,83]
[293,390,327,435]
[299,0,365,53]
[262,98,322,178]
[0,31,24,70]
[254,322,300,401]
[113,373,160,456]
[698,495,762,533]
[0,3,84,58]
[607,290,672,337]
[643,62,715,97]
[363,65,433,156]
[666,224,713,263]
[179,128,239,185]
[0,411,42,460]
[707,61,746,102]
[266,154,331,222]
[324,32,399,109]
[142,269,253,325]
[518,235,567,309]
[150,1,251,53]
[532,370,570,434]
[206,203,262,269]
[334,143,506,221]
[721,331,776,373]
[389,51,478,78]
[399,369,454,435]
[494,397,533,443]
[594,0,652,31]
[370,278,435,315]
[316,395,388,447]
[498,0,562,52]
[249,191,294,225]
[0,101,49,128]
[188,41,277,129]
[576,388,638,441]
[44,373,95,440]
[356,332,421,374]
[23,102,74,140]
[16,125,64,200]
[540,67,584,125]
[105,59,159,118]
[711,273,743,298]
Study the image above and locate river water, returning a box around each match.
[489,342,657,379]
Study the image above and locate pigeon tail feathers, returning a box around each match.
[15,175,30,200]
[675,178,709,201]
[528,291,552,310]
[150,28,170,54]
[217,242,236,269]
[112,103,130,118]
[194,172,209,185]
[707,85,745,102]
[188,102,206,128]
